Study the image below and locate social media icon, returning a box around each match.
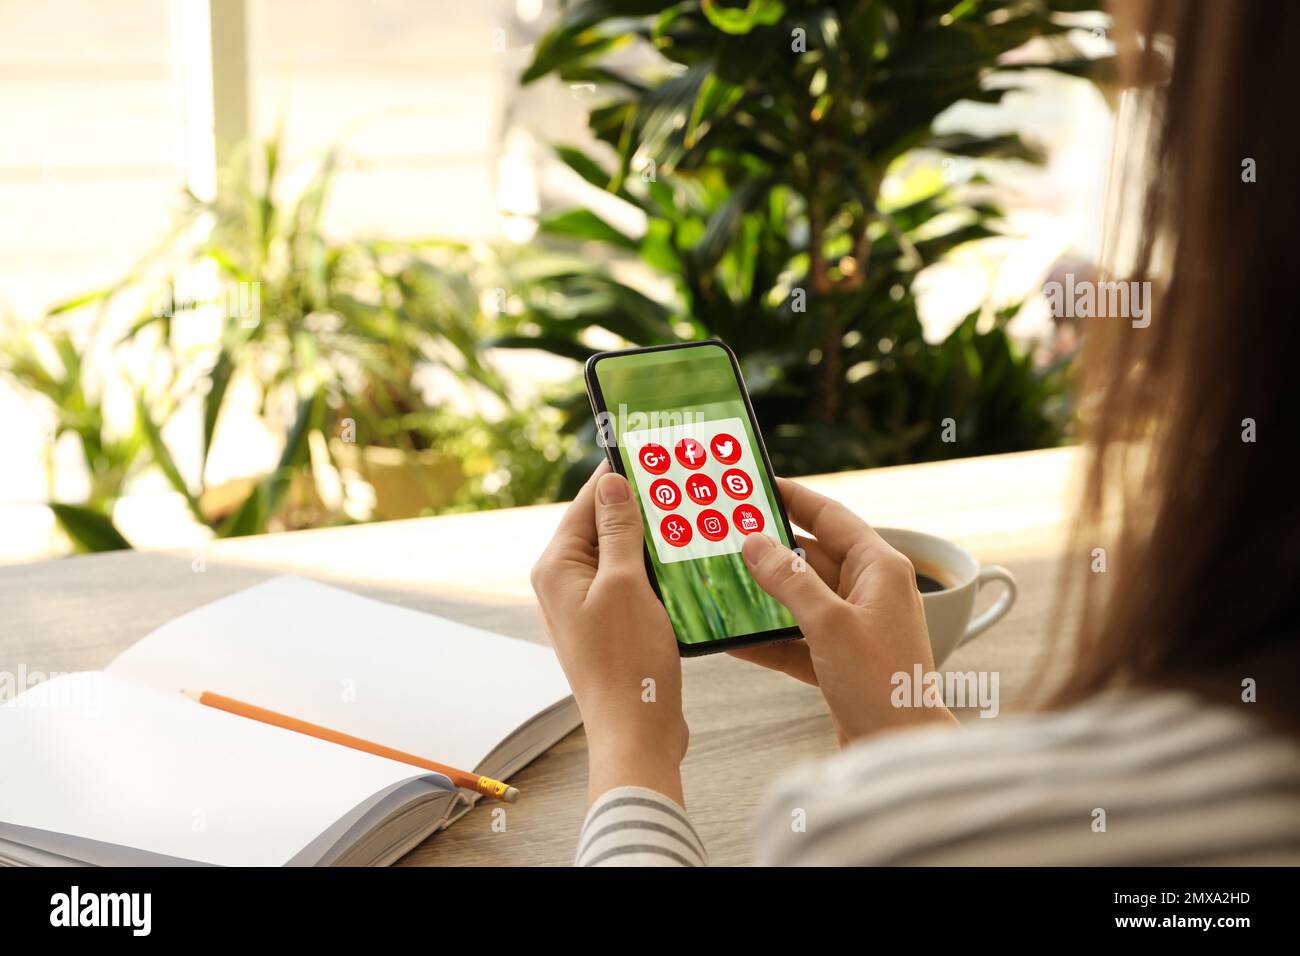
[721,468,752,500]
[660,514,692,547]
[685,473,718,505]
[732,504,764,535]
[675,437,706,470]
[648,478,682,510]
[711,432,742,465]
[638,442,670,475]
[696,509,729,542]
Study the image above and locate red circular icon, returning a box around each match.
[648,478,682,510]
[732,504,765,535]
[696,509,729,541]
[721,468,753,500]
[684,473,718,506]
[637,442,671,475]
[710,432,742,465]
[660,514,692,547]
[674,437,707,470]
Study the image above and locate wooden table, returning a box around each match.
[0,447,1083,866]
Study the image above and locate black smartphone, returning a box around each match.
[584,340,802,656]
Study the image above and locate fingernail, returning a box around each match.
[597,472,630,504]
[742,534,775,565]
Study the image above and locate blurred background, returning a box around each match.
[0,0,1113,563]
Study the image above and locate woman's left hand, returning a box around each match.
[531,461,688,804]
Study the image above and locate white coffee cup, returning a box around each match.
[875,527,1017,665]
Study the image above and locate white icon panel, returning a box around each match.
[624,417,777,564]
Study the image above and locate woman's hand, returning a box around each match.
[531,461,688,804]
[732,478,957,743]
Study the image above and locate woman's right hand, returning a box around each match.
[732,478,958,743]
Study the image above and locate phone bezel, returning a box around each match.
[583,339,804,657]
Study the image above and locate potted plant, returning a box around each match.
[503,0,1105,494]
[40,136,522,537]
[4,131,584,551]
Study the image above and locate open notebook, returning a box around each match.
[0,575,579,866]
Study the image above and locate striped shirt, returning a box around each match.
[576,786,708,866]
[575,689,1300,866]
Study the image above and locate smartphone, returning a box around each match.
[584,340,801,656]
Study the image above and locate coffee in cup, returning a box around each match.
[875,528,1017,665]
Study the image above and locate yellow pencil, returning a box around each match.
[182,688,519,802]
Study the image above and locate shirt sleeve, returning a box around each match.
[574,786,707,867]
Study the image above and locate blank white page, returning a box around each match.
[0,672,448,866]
[107,575,573,770]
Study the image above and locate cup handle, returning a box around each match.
[956,565,1017,648]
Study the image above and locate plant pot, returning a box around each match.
[198,475,262,526]
[197,471,326,530]
[329,440,465,520]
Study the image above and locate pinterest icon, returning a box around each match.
[648,478,682,510]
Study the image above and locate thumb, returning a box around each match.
[594,472,646,576]
[742,533,842,626]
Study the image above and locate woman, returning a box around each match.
[530,0,1300,866]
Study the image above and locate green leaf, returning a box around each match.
[522,22,635,85]
[202,347,234,466]
[217,390,321,538]
[205,247,253,283]
[554,144,614,191]
[44,286,119,317]
[539,208,640,251]
[691,176,774,273]
[528,272,675,343]
[700,0,784,35]
[49,503,132,552]
[136,392,205,522]
[685,73,743,148]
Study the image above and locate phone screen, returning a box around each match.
[589,342,798,649]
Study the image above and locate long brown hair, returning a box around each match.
[1052,0,1300,721]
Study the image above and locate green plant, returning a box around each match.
[0,322,140,550]
[508,0,1102,493]
[7,136,578,550]
[127,138,514,532]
